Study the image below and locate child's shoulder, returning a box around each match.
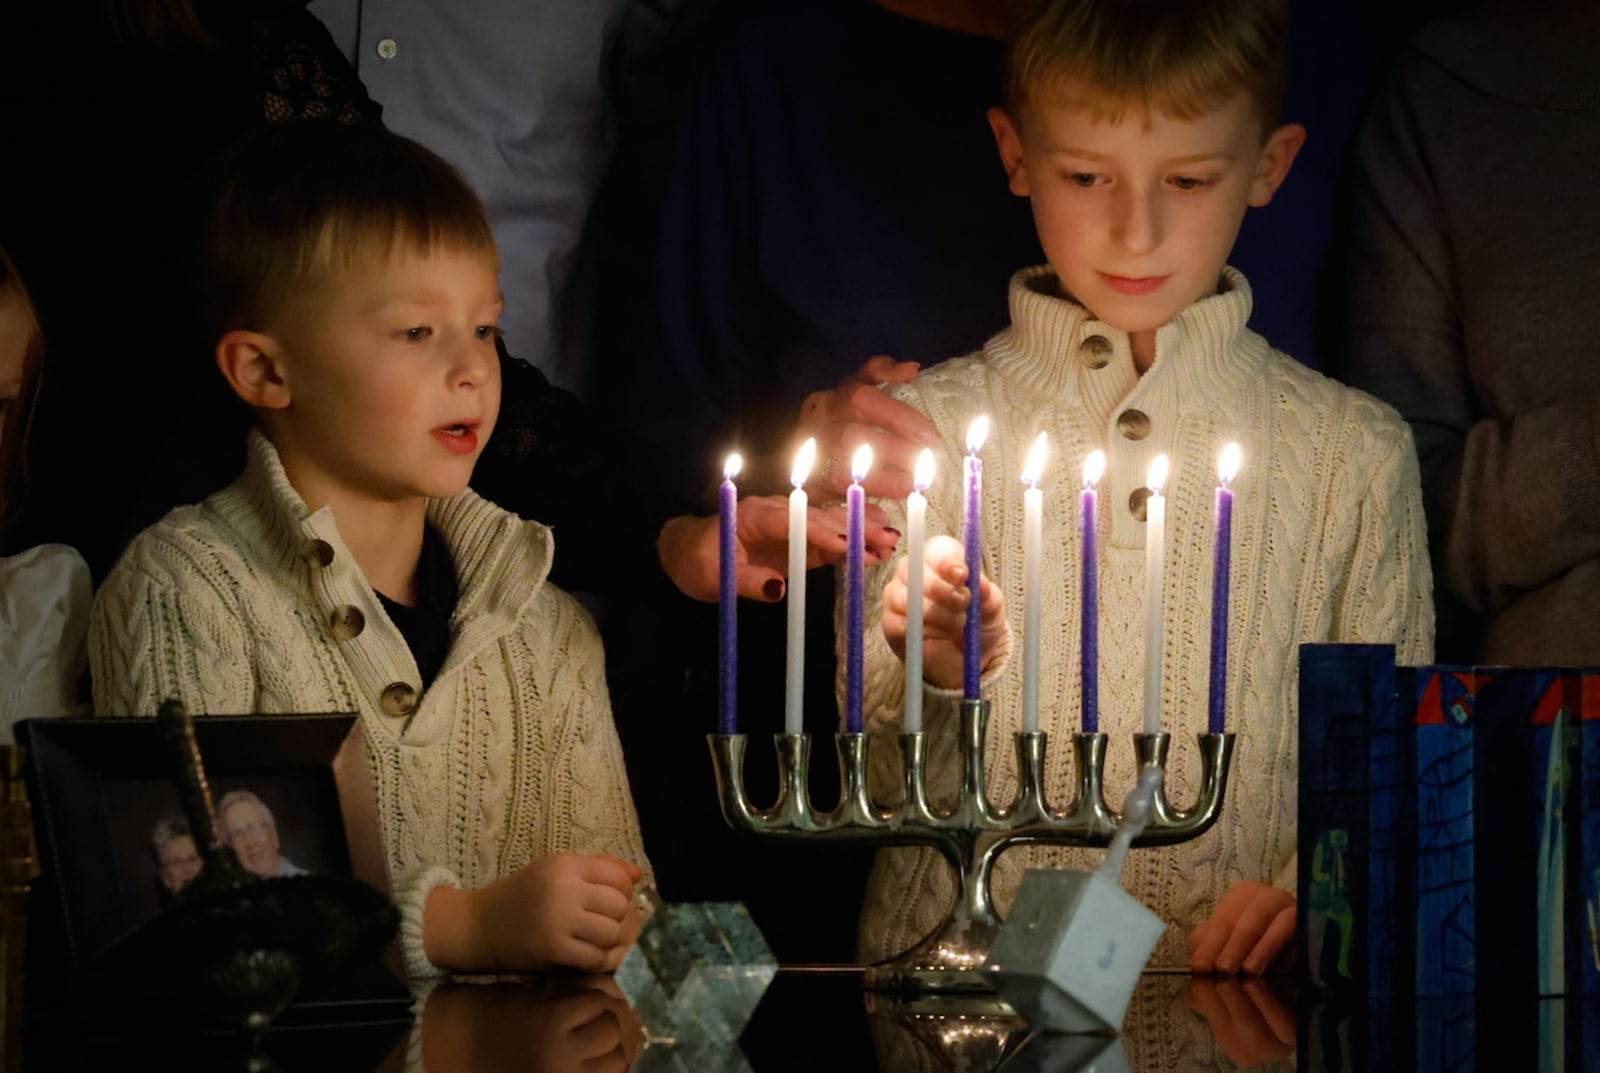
[1260,341,1415,451]
[95,494,265,606]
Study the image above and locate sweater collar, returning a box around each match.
[234,428,553,627]
[986,264,1263,419]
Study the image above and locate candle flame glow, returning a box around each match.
[966,416,990,455]
[1147,454,1169,495]
[1083,449,1106,488]
[913,448,935,492]
[851,443,874,483]
[724,453,744,481]
[1022,432,1048,486]
[791,438,816,487]
[1218,442,1241,487]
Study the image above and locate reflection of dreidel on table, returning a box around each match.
[984,765,1167,1035]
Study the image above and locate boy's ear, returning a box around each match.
[987,107,1031,197]
[215,330,292,410]
[1248,122,1307,208]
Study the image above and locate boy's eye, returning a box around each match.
[1170,175,1218,192]
[474,325,499,342]
[404,326,432,342]
[1065,172,1101,188]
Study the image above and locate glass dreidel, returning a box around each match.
[616,884,776,1073]
[984,766,1167,1034]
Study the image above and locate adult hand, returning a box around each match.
[881,534,1007,691]
[452,854,643,973]
[797,354,942,500]
[1187,881,1297,976]
[657,495,899,603]
[421,975,644,1073]
[1185,976,1296,1066]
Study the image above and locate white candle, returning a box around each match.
[1142,455,1169,736]
[1021,433,1048,734]
[785,438,816,736]
[903,449,935,734]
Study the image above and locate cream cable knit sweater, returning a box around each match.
[841,266,1433,969]
[89,431,649,980]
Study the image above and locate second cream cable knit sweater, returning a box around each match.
[838,266,1433,969]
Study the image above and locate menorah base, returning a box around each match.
[861,908,1008,997]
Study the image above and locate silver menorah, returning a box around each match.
[708,698,1235,994]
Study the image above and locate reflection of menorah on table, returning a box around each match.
[708,698,1235,995]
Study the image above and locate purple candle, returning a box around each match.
[962,417,990,701]
[845,444,873,733]
[718,453,742,734]
[1080,451,1105,733]
[1207,443,1240,734]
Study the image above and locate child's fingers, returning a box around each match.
[1242,906,1296,976]
[1213,897,1286,975]
[1187,918,1226,974]
[573,909,626,951]
[1242,977,1296,1044]
[580,855,643,893]
[580,882,632,922]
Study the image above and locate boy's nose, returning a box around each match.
[452,333,496,388]
[1113,190,1162,255]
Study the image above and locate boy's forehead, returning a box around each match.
[1017,89,1262,154]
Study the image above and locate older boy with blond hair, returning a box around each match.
[848,0,1431,975]
[90,120,650,981]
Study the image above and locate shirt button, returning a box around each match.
[328,605,366,640]
[380,682,418,717]
[376,38,399,60]
[1116,409,1151,441]
[301,539,335,568]
[1129,486,1154,522]
[1078,335,1113,369]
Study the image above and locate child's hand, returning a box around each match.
[882,534,1007,692]
[469,853,643,973]
[657,496,898,603]
[1187,881,1296,976]
[798,354,942,500]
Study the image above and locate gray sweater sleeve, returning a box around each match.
[1341,51,1600,623]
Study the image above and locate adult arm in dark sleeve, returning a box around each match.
[1340,53,1600,631]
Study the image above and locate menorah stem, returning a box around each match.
[960,699,997,824]
[1012,732,1047,821]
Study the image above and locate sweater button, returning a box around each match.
[380,682,418,717]
[301,539,335,568]
[1116,409,1151,440]
[1129,486,1153,522]
[1078,335,1112,369]
[328,605,365,640]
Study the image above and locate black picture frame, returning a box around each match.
[17,713,373,967]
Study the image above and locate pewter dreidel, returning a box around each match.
[984,765,1167,1034]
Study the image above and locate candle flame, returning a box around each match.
[724,452,744,481]
[1022,432,1048,486]
[913,448,936,492]
[791,438,816,487]
[966,416,990,455]
[1146,454,1169,495]
[1218,442,1241,487]
[1083,449,1106,488]
[851,443,874,483]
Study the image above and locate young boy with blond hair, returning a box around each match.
[847,0,1432,975]
[89,120,649,981]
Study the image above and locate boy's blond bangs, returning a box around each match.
[1005,0,1287,134]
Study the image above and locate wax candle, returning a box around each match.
[1020,433,1047,734]
[1080,450,1105,734]
[962,417,990,701]
[1208,443,1240,734]
[1141,454,1169,737]
[845,444,873,734]
[719,453,742,735]
[784,439,816,736]
[903,448,935,734]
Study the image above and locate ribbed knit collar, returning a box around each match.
[231,428,553,631]
[986,264,1265,420]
